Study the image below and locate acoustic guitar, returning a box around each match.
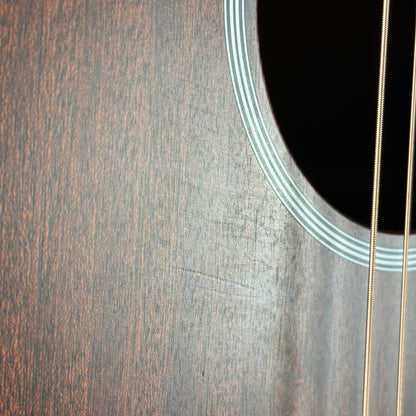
[1,0,415,414]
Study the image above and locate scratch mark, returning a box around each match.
[161,264,257,292]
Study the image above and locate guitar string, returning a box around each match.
[363,0,390,414]
[396,17,416,416]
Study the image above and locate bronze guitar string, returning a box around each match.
[396,15,416,416]
[365,2,416,415]
[363,0,390,414]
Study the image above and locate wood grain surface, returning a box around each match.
[1,1,415,414]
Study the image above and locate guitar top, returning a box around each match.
[1,0,415,414]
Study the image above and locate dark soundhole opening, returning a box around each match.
[258,0,416,233]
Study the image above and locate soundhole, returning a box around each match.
[258,0,416,233]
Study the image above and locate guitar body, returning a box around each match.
[1,0,415,414]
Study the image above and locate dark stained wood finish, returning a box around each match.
[1,1,415,414]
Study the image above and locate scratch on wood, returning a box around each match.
[158,264,265,300]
